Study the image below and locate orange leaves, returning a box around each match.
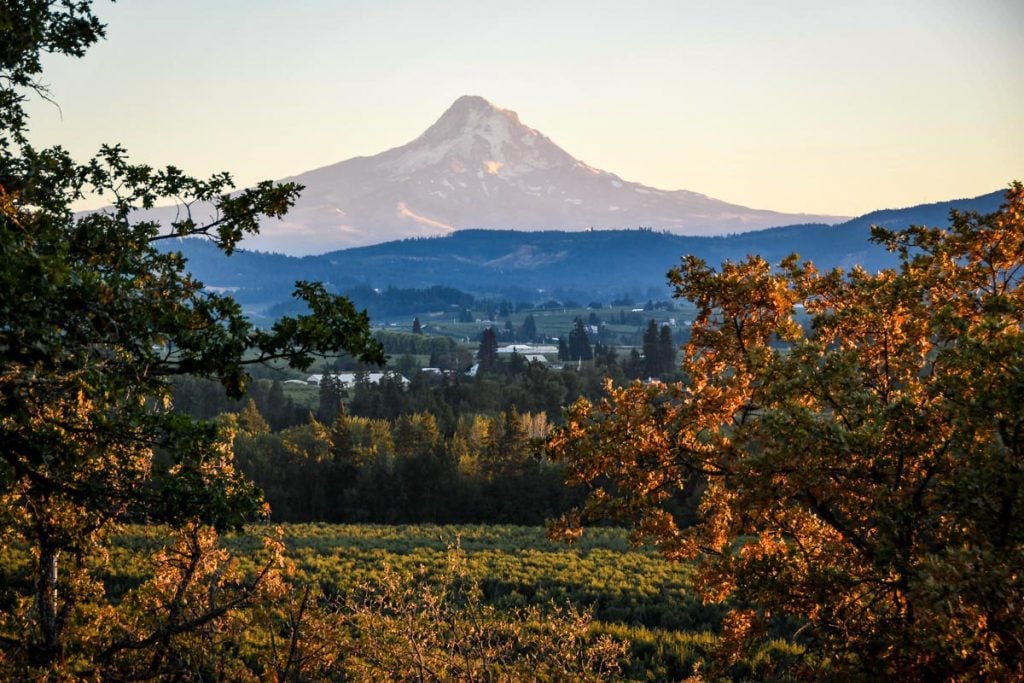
[549,184,1024,679]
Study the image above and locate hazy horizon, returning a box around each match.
[24,0,1024,217]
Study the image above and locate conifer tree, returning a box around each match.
[658,324,676,375]
[238,399,271,434]
[567,317,593,361]
[317,373,346,423]
[477,327,499,373]
[520,314,538,342]
[641,319,660,377]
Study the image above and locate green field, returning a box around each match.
[418,305,692,345]
[101,525,712,629]
[2,523,801,679]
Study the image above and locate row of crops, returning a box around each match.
[104,524,721,632]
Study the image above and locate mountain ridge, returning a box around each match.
[168,188,1006,317]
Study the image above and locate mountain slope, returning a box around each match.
[168,189,1005,315]
[138,96,845,255]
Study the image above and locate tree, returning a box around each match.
[0,3,384,674]
[557,337,569,361]
[658,324,676,376]
[328,411,356,468]
[641,318,660,377]
[317,373,346,423]
[238,399,271,434]
[477,327,499,373]
[412,316,422,334]
[567,317,593,362]
[548,185,1024,680]
[520,313,538,342]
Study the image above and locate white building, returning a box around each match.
[306,372,409,388]
[496,344,558,355]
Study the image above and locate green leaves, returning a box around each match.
[0,1,106,139]
[0,5,385,671]
[252,281,385,373]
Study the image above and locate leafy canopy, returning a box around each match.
[549,184,1024,680]
[0,1,383,674]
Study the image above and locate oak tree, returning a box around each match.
[0,1,383,674]
[549,184,1024,680]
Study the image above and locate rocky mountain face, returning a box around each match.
[139,96,846,255]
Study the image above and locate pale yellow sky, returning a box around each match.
[25,0,1024,217]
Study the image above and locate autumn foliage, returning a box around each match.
[549,183,1024,680]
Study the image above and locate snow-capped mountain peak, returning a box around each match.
[379,95,572,178]
[133,96,847,255]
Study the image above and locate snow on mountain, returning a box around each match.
[138,96,847,255]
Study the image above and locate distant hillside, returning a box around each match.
[166,189,1007,318]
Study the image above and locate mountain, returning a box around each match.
[167,189,1006,317]
[138,96,846,255]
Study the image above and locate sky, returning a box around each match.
[24,0,1024,217]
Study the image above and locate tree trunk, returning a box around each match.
[33,544,62,668]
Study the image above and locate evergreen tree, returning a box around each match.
[266,379,291,431]
[567,318,593,361]
[658,324,676,375]
[557,337,569,361]
[623,349,644,379]
[484,409,528,469]
[507,351,526,376]
[477,328,499,373]
[642,319,660,377]
[520,314,538,342]
[238,399,270,434]
[412,317,422,334]
[317,373,346,423]
[328,411,356,466]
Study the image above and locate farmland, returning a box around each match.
[0,524,800,679]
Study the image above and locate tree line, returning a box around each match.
[231,404,581,524]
